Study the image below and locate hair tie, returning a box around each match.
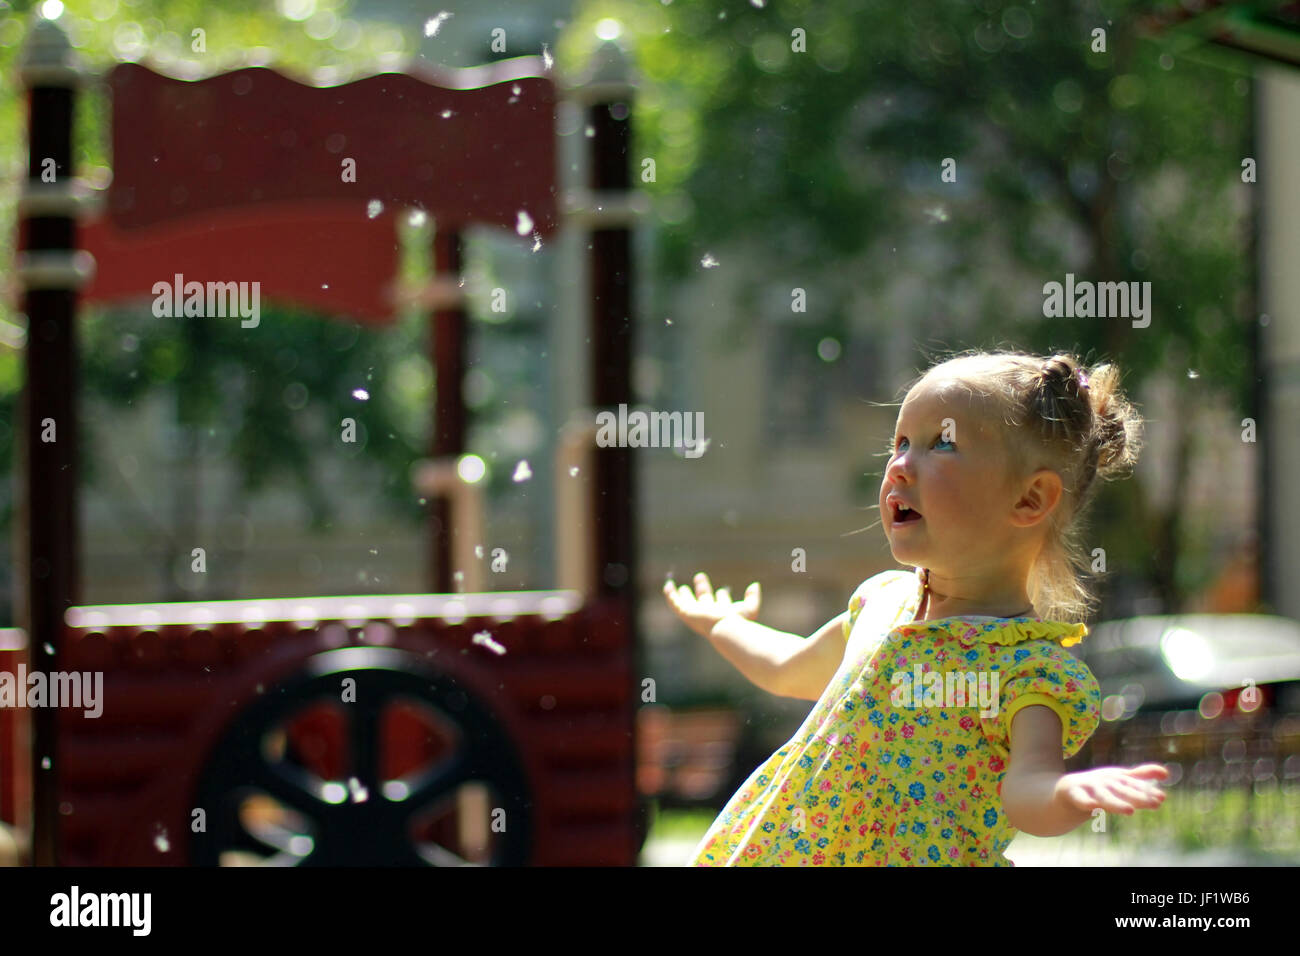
[1041,362,1089,392]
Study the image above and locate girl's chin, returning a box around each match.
[887,536,924,560]
[887,525,919,542]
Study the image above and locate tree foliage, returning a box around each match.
[580,0,1256,611]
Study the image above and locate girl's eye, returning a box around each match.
[894,436,955,453]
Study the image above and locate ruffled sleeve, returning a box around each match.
[841,589,867,642]
[841,569,915,642]
[969,619,1089,648]
[978,643,1101,759]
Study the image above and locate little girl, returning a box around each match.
[664,349,1168,866]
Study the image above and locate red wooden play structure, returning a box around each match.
[6,12,646,866]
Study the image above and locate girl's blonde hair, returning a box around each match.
[903,348,1143,623]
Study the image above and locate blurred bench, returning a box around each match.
[637,706,743,807]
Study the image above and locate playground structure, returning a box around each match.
[5,12,648,865]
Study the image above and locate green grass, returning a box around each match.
[646,784,1300,860]
[644,802,715,843]
[1103,782,1300,855]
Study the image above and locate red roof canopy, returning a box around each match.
[82,58,559,325]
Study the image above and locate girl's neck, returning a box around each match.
[915,568,1036,621]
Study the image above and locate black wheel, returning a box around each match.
[191,646,533,866]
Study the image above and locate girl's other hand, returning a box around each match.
[1059,763,1169,817]
[663,572,761,639]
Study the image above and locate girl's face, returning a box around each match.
[879,376,1024,575]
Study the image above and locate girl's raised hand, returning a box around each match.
[1059,763,1169,817]
[663,572,761,639]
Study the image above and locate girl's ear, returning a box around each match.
[1011,469,1062,527]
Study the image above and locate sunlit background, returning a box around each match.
[1,0,1298,866]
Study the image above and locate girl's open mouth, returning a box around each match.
[890,500,923,525]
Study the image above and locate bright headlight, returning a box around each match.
[1160,626,1214,682]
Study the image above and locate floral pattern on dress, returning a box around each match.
[690,568,1100,866]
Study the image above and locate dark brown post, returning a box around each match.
[430,229,466,593]
[575,41,639,602]
[570,39,643,860]
[17,11,87,867]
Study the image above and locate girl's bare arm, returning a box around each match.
[1002,705,1167,837]
[704,614,808,697]
[766,610,849,700]
[663,573,848,699]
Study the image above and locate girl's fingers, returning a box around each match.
[1106,782,1149,813]
[1127,763,1170,779]
[716,587,731,606]
[1118,777,1163,798]
[694,572,714,602]
[730,582,758,618]
[1113,780,1162,807]
[1072,783,1131,816]
[1099,790,1136,815]
[1127,776,1165,796]
[1066,770,1166,817]
[666,585,690,612]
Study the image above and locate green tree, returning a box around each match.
[569,0,1257,612]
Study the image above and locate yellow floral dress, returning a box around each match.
[689,568,1101,866]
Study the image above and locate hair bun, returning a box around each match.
[1039,356,1072,381]
[1082,362,1142,479]
[1038,355,1089,402]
